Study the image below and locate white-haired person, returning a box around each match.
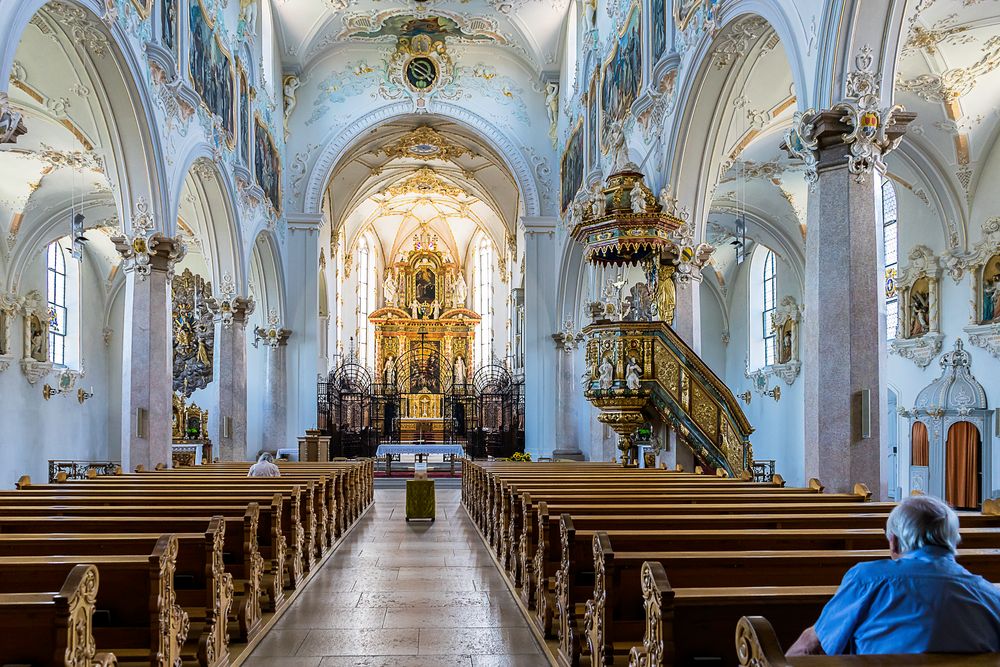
[247,452,280,478]
[787,494,1000,656]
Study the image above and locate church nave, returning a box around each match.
[247,483,545,666]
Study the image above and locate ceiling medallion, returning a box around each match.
[382,166,467,198]
[388,34,455,111]
[380,126,469,161]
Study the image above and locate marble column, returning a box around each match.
[672,280,702,353]
[794,110,915,497]
[522,216,558,458]
[285,214,322,446]
[263,329,292,450]
[113,233,185,472]
[552,327,584,460]
[214,297,254,461]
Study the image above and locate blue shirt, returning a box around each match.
[815,546,1000,655]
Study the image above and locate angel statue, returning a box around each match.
[625,357,642,390]
[544,82,559,144]
[630,180,648,214]
[606,120,634,173]
[282,75,300,135]
[598,356,614,390]
[409,299,420,319]
[383,271,398,307]
[432,300,442,319]
[590,182,606,217]
[239,0,257,38]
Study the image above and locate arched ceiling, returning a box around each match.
[325,116,519,266]
[895,1,1000,222]
[274,1,571,75]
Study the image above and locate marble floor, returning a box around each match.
[245,482,548,666]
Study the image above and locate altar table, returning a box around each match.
[375,443,465,477]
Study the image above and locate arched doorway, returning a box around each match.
[946,421,981,510]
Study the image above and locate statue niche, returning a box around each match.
[962,217,1000,359]
[173,269,215,396]
[19,290,53,384]
[891,245,942,368]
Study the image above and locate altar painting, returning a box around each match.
[560,120,584,214]
[189,0,235,142]
[255,118,281,213]
[981,254,1000,324]
[600,3,641,139]
[415,266,436,303]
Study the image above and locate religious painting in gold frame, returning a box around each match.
[188,0,236,147]
[255,116,282,214]
[600,2,642,151]
[560,119,584,215]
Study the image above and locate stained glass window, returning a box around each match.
[882,179,899,340]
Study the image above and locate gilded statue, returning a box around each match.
[656,265,676,325]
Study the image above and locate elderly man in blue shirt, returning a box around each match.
[787,494,1000,656]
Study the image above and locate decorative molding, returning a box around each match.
[891,333,944,368]
[964,323,1000,360]
[207,274,255,330]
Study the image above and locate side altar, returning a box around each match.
[369,228,480,443]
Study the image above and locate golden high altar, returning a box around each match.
[368,228,480,441]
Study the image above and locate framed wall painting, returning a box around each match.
[560,119,585,215]
[254,117,281,214]
[651,0,668,63]
[238,65,251,166]
[600,2,642,150]
[189,0,236,145]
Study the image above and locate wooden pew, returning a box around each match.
[0,518,233,665]
[0,564,116,667]
[0,511,264,644]
[733,615,1000,667]
[579,541,1000,667]
[5,487,303,589]
[0,535,186,667]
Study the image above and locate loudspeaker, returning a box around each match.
[859,389,871,440]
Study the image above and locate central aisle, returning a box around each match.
[246,482,547,666]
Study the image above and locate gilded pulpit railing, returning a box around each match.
[572,131,753,472]
[582,321,753,476]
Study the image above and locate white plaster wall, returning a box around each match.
[0,248,114,487]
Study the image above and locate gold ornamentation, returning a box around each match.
[382,166,467,198]
[379,126,469,161]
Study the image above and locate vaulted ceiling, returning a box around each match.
[272,0,571,76]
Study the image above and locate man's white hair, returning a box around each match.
[258,452,274,463]
[886,495,961,554]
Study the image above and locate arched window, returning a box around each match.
[356,235,375,368]
[46,241,67,366]
[761,249,777,365]
[474,236,493,370]
[882,178,899,340]
[748,246,777,369]
[260,0,275,96]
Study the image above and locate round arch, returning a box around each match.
[171,150,245,292]
[659,10,806,240]
[0,0,169,233]
[248,229,286,324]
[300,103,544,220]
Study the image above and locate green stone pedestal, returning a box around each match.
[405,479,436,522]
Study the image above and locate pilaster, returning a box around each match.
[212,295,254,461]
[522,216,559,458]
[285,214,322,446]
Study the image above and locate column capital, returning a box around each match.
[112,234,186,279]
[783,45,917,187]
[209,292,255,329]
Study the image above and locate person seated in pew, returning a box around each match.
[787,495,1000,656]
[248,452,281,477]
